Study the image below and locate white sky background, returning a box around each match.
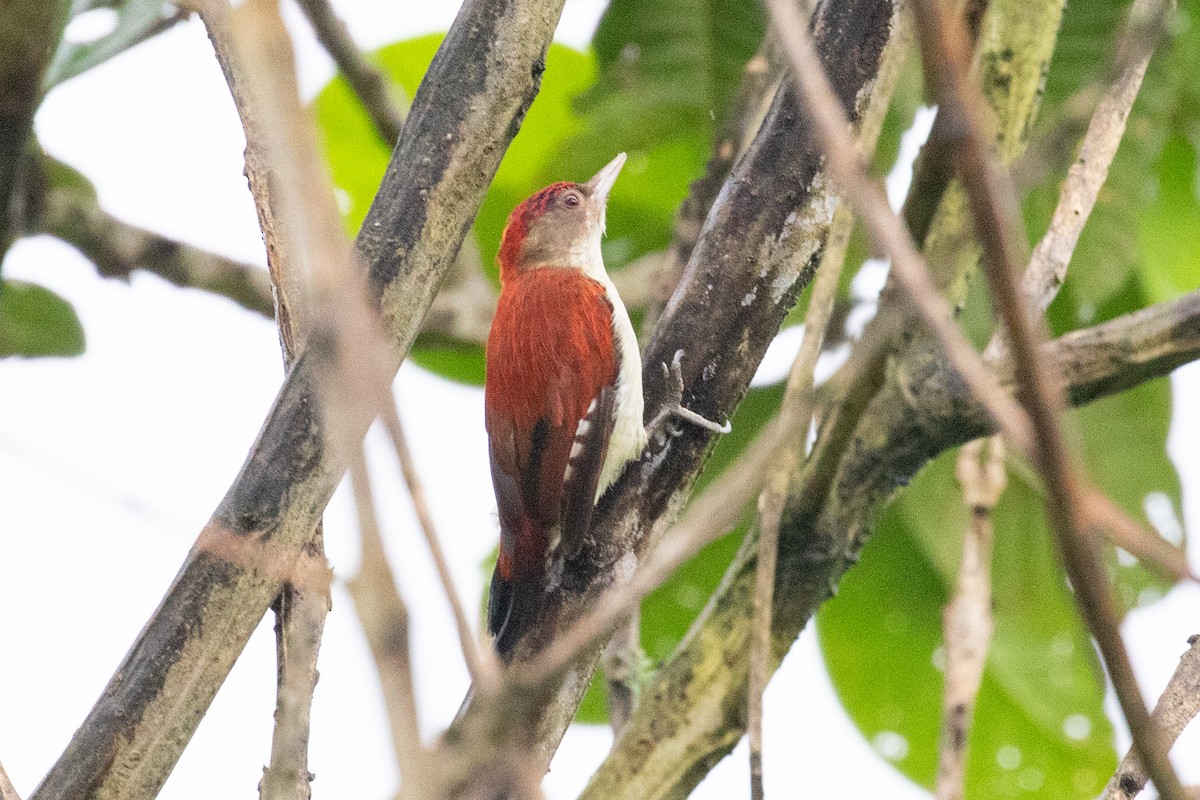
[1,1,1198,798]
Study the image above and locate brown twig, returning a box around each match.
[910,0,1185,796]
[937,436,1005,800]
[345,445,429,789]
[1103,635,1200,799]
[0,759,20,800]
[293,0,406,146]
[749,202,852,799]
[380,399,497,688]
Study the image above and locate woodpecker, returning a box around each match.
[483,153,645,655]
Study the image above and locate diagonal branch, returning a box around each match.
[911,0,1184,795]
[29,1,568,796]
[293,0,406,146]
[0,759,19,800]
[380,400,497,687]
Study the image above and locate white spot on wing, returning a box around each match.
[576,418,592,437]
[569,441,585,459]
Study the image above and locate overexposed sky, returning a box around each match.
[1,2,1198,799]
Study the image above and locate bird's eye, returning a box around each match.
[563,192,582,208]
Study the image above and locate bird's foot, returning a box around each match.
[645,350,731,441]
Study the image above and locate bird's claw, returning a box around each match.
[646,350,731,439]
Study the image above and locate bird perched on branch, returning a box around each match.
[484,153,728,656]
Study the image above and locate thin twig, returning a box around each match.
[0,759,20,800]
[937,437,1005,800]
[749,202,853,799]
[344,445,429,788]
[380,399,497,688]
[1084,489,1193,583]
[1103,635,1200,799]
[989,0,1167,330]
[909,0,1185,797]
[293,0,406,145]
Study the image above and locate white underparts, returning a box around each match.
[549,222,647,501]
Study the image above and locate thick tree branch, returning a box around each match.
[30,1,566,796]
[750,199,855,800]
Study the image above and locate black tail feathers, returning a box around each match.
[487,572,544,657]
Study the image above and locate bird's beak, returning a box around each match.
[582,152,627,204]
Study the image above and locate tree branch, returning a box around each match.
[345,444,428,789]
[29,0,567,795]
[750,194,856,800]
[912,0,1184,793]
[937,436,1004,800]
[294,0,406,146]
[0,759,20,800]
[380,400,496,687]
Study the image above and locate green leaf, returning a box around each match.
[1138,132,1200,304]
[46,0,177,88]
[817,372,1183,796]
[0,279,85,358]
[583,0,766,151]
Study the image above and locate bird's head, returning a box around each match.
[497,152,626,281]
